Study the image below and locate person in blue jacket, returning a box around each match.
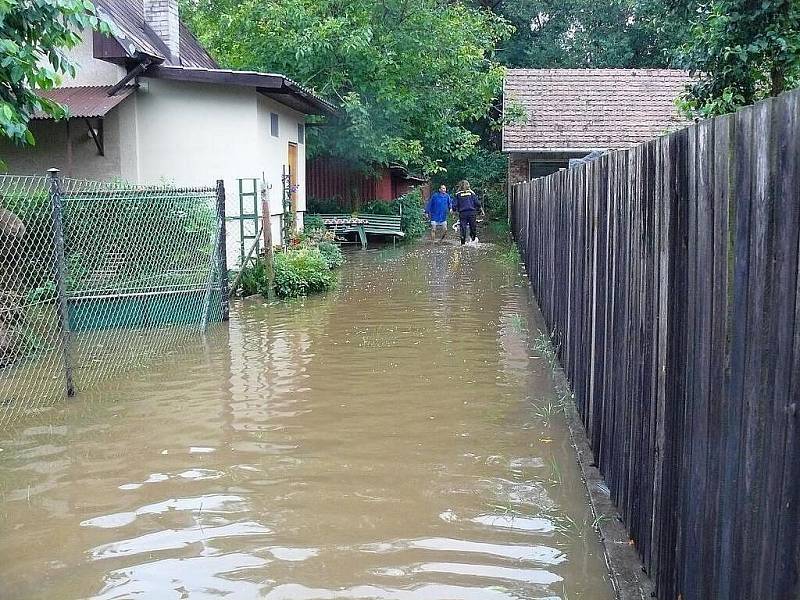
[425,184,453,242]
[452,180,484,246]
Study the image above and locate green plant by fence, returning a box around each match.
[0,172,228,427]
[510,88,799,600]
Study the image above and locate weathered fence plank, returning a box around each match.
[509,87,800,600]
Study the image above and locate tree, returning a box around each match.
[676,0,800,117]
[0,0,111,148]
[477,0,682,69]
[182,0,511,174]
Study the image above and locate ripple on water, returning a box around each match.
[81,494,248,529]
[0,245,614,600]
[90,521,272,559]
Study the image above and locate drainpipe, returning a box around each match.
[107,57,153,96]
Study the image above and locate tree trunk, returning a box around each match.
[771,64,786,97]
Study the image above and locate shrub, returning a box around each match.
[300,224,335,246]
[307,197,346,214]
[237,258,269,297]
[317,240,345,269]
[496,244,521,267]
[271,247,335,298]
[394,189,427,239]
[303,214,325,232]
[360,188,427,240]
[360,200,394,215]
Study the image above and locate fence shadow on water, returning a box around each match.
[510,88,799,600]
[0,174,228,427]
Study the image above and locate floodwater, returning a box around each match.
[0,243,614,600]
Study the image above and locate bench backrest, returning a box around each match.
[311,212,402,232]
[355,214,401,231]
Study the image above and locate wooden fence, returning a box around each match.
[510,88,799,600]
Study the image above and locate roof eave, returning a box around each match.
[143,65,339,117]
[503,147,610,154]
[265,80,340,117]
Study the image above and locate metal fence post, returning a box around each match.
[261,182,275,302]
[281,165,293,248]
[48,168,75,397]
[216,179,230,322]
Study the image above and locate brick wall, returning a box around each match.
[508,153,530,184]
[144,0,180,60]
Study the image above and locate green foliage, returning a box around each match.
[0,191,52,291]
[317,241,345,269]
[676,0,800,117]
[496,244,521,267]
[62,195,216,290]
[182,0,511,174]
[360,189,427,239]
[306,198,346,214]
[360,200,394,216]
[303,214,325,232]
[2,189,216,302]
[0,0,111,151]
[236,239,344,299]
[237,259,268,298]
[482,0,680,69]
[272,247,336,298]
[434,148,507,220]
[394,189,427,239]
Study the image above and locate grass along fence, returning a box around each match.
[510,88,799,600]
[0,173,228,427]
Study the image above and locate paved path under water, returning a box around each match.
[0,242,614,599]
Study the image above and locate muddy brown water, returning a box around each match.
[0,243,615,600]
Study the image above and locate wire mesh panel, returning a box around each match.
[0,173,226,427]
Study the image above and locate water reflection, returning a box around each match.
[0,244,613,599]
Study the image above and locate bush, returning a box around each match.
[360,200,394,215]
[317,241,345,269]
[237,258,269,297]
[394,189,426,239]
[271,247,336,298]
[307,197,346,214]
[303,214,325,232]
[361,189,427,240]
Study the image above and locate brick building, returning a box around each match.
[502,69,690,183]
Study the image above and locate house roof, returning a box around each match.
[88,1,336,116]
[502,69,691,152]
[32,86,136,119]
[94,0,218,68]
[144,65,340,116]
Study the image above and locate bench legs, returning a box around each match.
[357,226,367,249]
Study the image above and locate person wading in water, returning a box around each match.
[425,184,453,243]
[452,180,484,246]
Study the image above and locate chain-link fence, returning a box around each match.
[0,172,227,427]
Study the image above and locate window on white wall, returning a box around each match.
[298,123,305,144]
[270,113,279,137]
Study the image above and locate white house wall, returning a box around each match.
[255,95,307,251]
[133,78,308,268]
[0,111,124,180]
[58,33,126,87]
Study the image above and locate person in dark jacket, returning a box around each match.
[452,180,483,246]
[425,184,453,242]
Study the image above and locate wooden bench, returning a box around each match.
[317,214,368,249]
[359,213,404,245]
[314,212,405,248]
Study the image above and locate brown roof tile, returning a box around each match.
[502,69,691,152]
[95,0,218,69]
[33,86,136,119]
